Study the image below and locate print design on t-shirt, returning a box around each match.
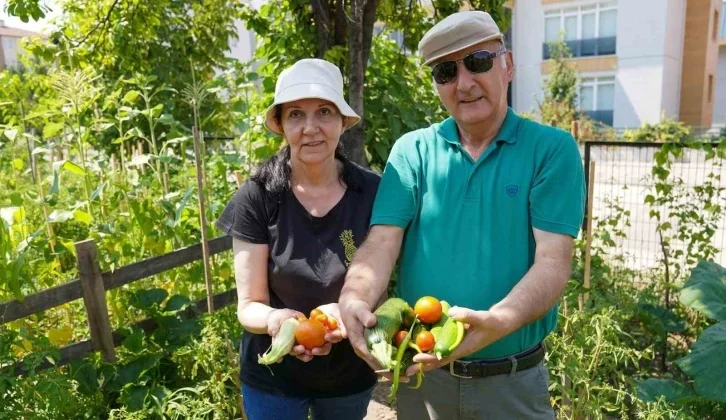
[340,230,356,266]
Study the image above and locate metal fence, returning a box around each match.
[582,141,726,279]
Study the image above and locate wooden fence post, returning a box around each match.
[581,161,596,311]
[76,239,117,363]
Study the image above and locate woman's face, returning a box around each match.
[279,98,345,166]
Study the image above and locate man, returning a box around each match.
[338,10,585,419]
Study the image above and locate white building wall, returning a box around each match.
[511,0,688,129]
[511,1,546,115]
[2,37,20,68]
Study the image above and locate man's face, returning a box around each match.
[431,40,514,127]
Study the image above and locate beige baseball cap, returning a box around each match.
[418,11,504,66]
[264,58,360,135]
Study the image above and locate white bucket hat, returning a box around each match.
[264,58,361,135]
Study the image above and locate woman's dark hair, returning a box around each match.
[250,105,363,194]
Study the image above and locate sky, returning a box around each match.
[0,0,60,33]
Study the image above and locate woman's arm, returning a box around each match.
[233,237,300,335]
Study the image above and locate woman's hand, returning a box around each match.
[289,303,346,362]
[267,308,305,337]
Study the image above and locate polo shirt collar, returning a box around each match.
[437,107,520,145]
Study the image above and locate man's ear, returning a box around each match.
[505,53,515,81]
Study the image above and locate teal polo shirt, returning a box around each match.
[370,107,585,360]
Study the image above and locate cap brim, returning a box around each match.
[264,83,361,135]
[423,33,504,66]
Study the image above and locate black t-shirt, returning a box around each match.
[215,162,380,398]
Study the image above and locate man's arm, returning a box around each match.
[339,224,405,369]
[488,228,574,335]
[409,228,574,372]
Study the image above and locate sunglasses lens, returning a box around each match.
[463,51,494,74]
[432,61,458,84]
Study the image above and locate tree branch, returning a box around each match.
[73,0,122,47]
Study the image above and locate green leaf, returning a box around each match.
[122,90,141,104]
[679,260,726,321]
[158,113,175,125]
[131,288,168,311]
[121,327,144,354]
[0,207,19,226]
[91,182,106,201]
[637,378,695,403]
[3,128,18,141]
[174,188,194,226]
[49,168,60,195]
[108,354,161,392]
[69,360,99,396]
[42,122,64,139]
[12,158,24,170]
[73,209,93,225]
[637,303,687,335]
[674,322,726,402]
[48,210,73,223]
[59,160,87,176]
[164,295,191,312]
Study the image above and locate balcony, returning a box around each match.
[543,36,617,59]
[583,110,614,126]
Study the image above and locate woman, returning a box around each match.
[215,58,380,420]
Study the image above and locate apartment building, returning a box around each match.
[0,20,43,70]
[509,0,725,129]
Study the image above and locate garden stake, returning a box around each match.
[193,125,214,313]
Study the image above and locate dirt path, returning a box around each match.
[364,382,397,420]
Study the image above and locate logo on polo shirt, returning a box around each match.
[505,184,518,197]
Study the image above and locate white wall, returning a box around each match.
[227,19,256,63]
[511,0,688,129]
[511,1,546,114]
[1,37,20,68]
[714,47,726,125]
[613,0,685,128]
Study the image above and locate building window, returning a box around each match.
[543,1,617,59]
[721,2,726,39]
[708,74,714,103]
[578,76,615,125]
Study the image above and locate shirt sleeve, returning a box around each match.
[529,132,585,238]
[215,180,269,244]
[370,135,420,229]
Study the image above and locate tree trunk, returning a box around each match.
[342,0,379,167]
[312,0,332,57]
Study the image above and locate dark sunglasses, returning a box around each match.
[431,49,508,85]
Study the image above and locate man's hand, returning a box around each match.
[404,306,516,376]
[339,298,396,376]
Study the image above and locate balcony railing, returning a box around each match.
[543,36,617,59]
[583,110,614,126]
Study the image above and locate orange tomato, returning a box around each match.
[327,317,338,330]
[414,296,443,324]
[415,331,435,352]
[315,314,328,326]
[310,308,323,319]
[394,330,408,348]
[295,319,326,349]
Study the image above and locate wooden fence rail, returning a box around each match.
[0,236,233,324]
[1,235,236,377]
